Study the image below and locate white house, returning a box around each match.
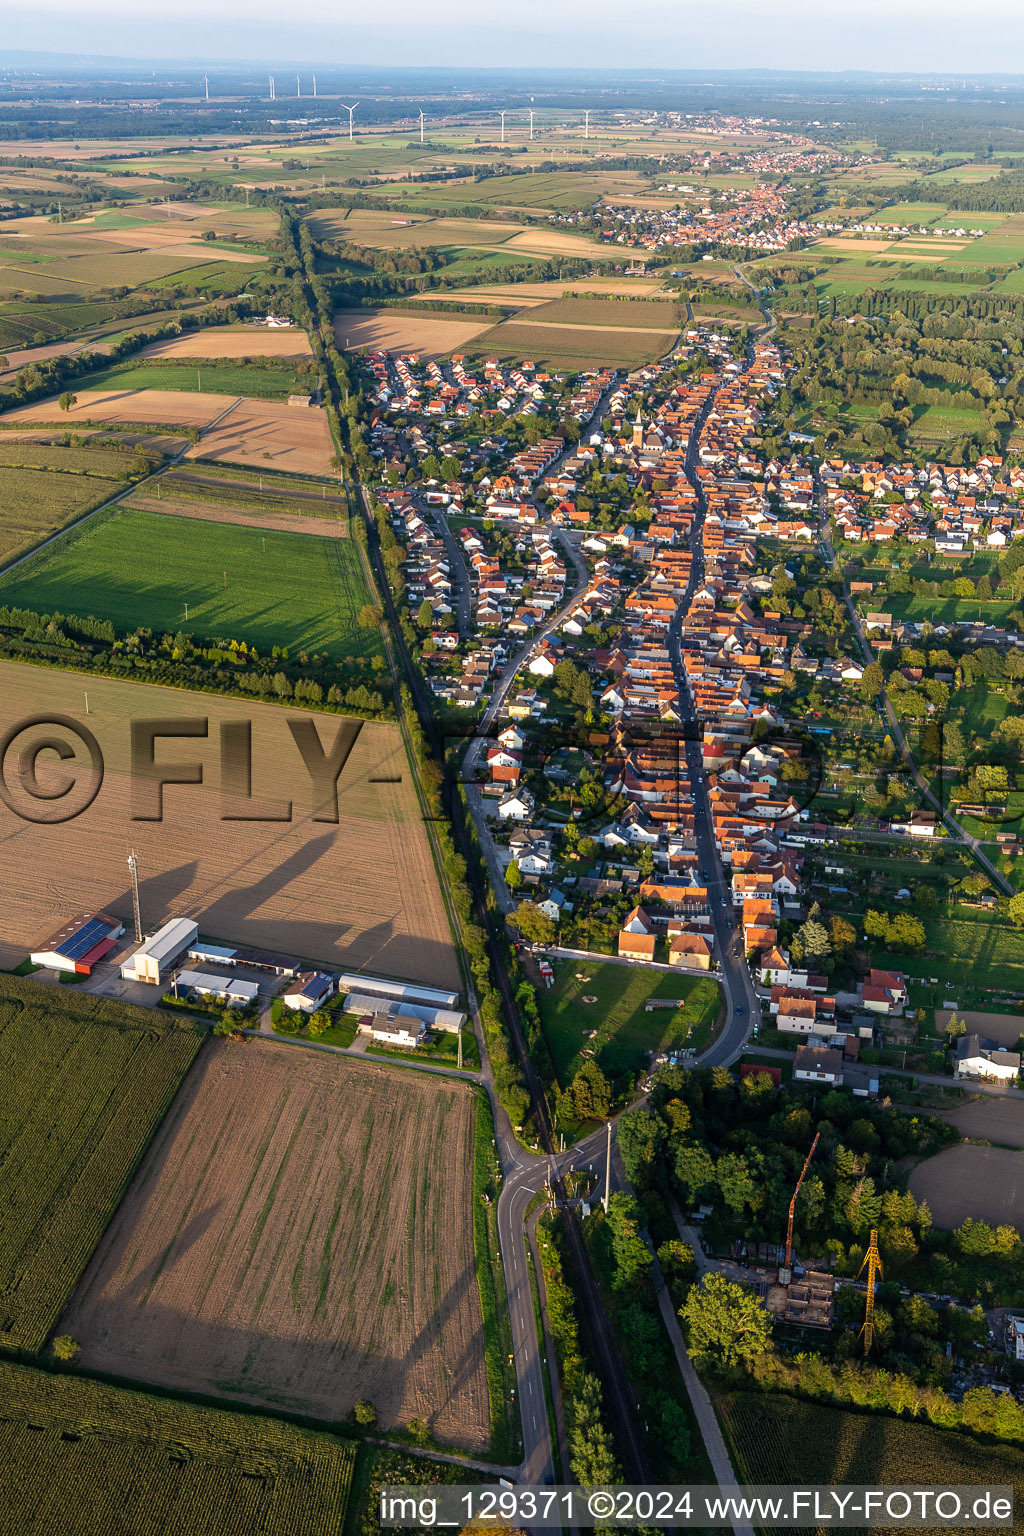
[498,790,534,821]
[956,1034,1021,1082]
[282,971,335,1012]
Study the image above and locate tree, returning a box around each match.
[675,1142,715,1203]
[58,391,77,414]
[416,599,434,629]
[1009,893,1024,929]
[680,1273,772,1369]
[407,1417,429,1444]
[945,1010,966,1042]
[715,1152,758,1217]
[569,1060,612,1121]
[637,843,655,880]
[619,1302,666,1375]
[605,1192,653,1290]
[657,1239,697,1290]
[354,1399,376,1424]
[505,859,522,892]
[617,1106,667,1183]
[53,1335,79,1362]
[828,914,857,954]
[308,1009,331,1038]
[359,604,382,629]
[859,662,883,701]
[569,1373,621,1486]
[513,900,555,945]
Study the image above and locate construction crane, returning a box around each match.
[782,1130,820,1277]
[858,1228,883,1353]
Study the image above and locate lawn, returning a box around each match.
[536,958,721,1086]
[78,358,306,399]
[0,505,379,658]
[0,1358,356,1535]
[0,974,204,1353]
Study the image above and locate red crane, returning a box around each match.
[784,1131,820,1273]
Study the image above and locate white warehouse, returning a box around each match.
[120,918,198,986]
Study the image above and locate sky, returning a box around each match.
[4,0,1024,75]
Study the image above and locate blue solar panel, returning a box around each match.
[58,917,112,961]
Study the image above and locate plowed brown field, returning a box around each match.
[60,1043,488,1448]
[186,397,335,475]
[142,327,313,359]
[0,664,458,989]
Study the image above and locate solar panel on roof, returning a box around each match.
[58,917,112,962]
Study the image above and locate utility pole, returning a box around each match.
[603,1119,611,1212]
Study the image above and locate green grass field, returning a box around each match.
[78,358,306,398]
[0,1359,356,1535]
[0,505,378,657]
[0,975,204,1353]
[536,959,720,1085]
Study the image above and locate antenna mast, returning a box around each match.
[858,1229,883,1354]
[783,1130,820,1274]
[127,850,143,944]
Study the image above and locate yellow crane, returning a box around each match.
[858,1228,883,1353]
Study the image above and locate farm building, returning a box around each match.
[282,971,336,1012]
[188,942,299,977]
[355,1012,426,1049]
[343,993,466,1033]
[337,973,459,1010]
[120,918,199,986]
[31,912,124,976]
[174,970,259,1007]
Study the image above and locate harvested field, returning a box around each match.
[142,326,313,359]
[131,492,348,539]
[61,1043,488,1447]
[0,388,235,429]
[501,228,615,258]
[186,397,335,475]
[0,665,459,989]
[935,1008,1024,1047]
[0,1359,356,1536]
[525,296,681,328]
[510,317,675,336]
[333,307,493,359]
[0,974,204,1352]
[408,278,671,304]
[310,210,521,248]
[936,1097,1024,1149]
[908,1144,1024,1229]
[465,320,672,369]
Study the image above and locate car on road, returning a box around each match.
[721,897,728,906]
[734,1004,744,1015]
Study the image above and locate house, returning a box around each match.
[955,1034,1021,1082]
[357,1011,426,1049]
[538,889,569,923]
[618,930,657,962]
[282,971,336,1012]
[498,790,534,821]
[668,932,713,970]
[621,905,655,935]
[1008,1316,1024,1362]
[793,1045,844,1086]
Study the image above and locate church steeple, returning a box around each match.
[632,406,644,450]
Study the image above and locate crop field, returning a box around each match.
[186,397,336,475]
[935,1096,1024,1148]
[142,325,313,359]
[501,227,615,259]
[536,959,720,1086]
[0,455,132,568]
[525,296,681,328]
[0,505,370,657]
[146,260,266,296]
[0,664,459,988]
[333,306,494,358]
[61,1043,489,1447]
[464,319,673,369]
[0,387,234,429]
[717,1390,1022,1518]
[909,1145,1024,1229]
[129,491,349,540]
[77,358,307,399]
[0,1358,356,1535]
[309,209,523,248]
[408,277,672,305]
[0,974,203,1353]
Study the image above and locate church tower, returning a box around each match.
[632,406,644,450]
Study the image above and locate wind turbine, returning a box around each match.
[499,109,506,145]
[203,73,209,101]
[268,75,275,101]
[584,109,591,140]
[419,109,424,144]
[341,102,358,140]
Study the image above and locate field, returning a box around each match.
[908,1144,1024,1229]
[0,1358,356,1535]
[0,505,371,658]
[524,296,681,329]
[536,958,721,1086]
[61,1042,489,1448]
[717,1389,1022,1521]
[0,387,234,429]
[186,397,336,475]
[0,974,203,1353]
[0,443,138,567]
[74,358,308,399]
[935,1008,1024,1050]
[464,319,673,369]
[141,326,313,359]
[409,278,672,305]
[0,665,459,988]
[333,307,494,359]
[936,1097,1024,1149]
[309,209,523,247]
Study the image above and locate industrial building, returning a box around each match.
[31,913,124,976]
[337,973,459,1009]
[187,943,299,978]
[120,918,198,986]
[173,970,259,1008]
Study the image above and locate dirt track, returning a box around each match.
[60,1042,489,1448]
